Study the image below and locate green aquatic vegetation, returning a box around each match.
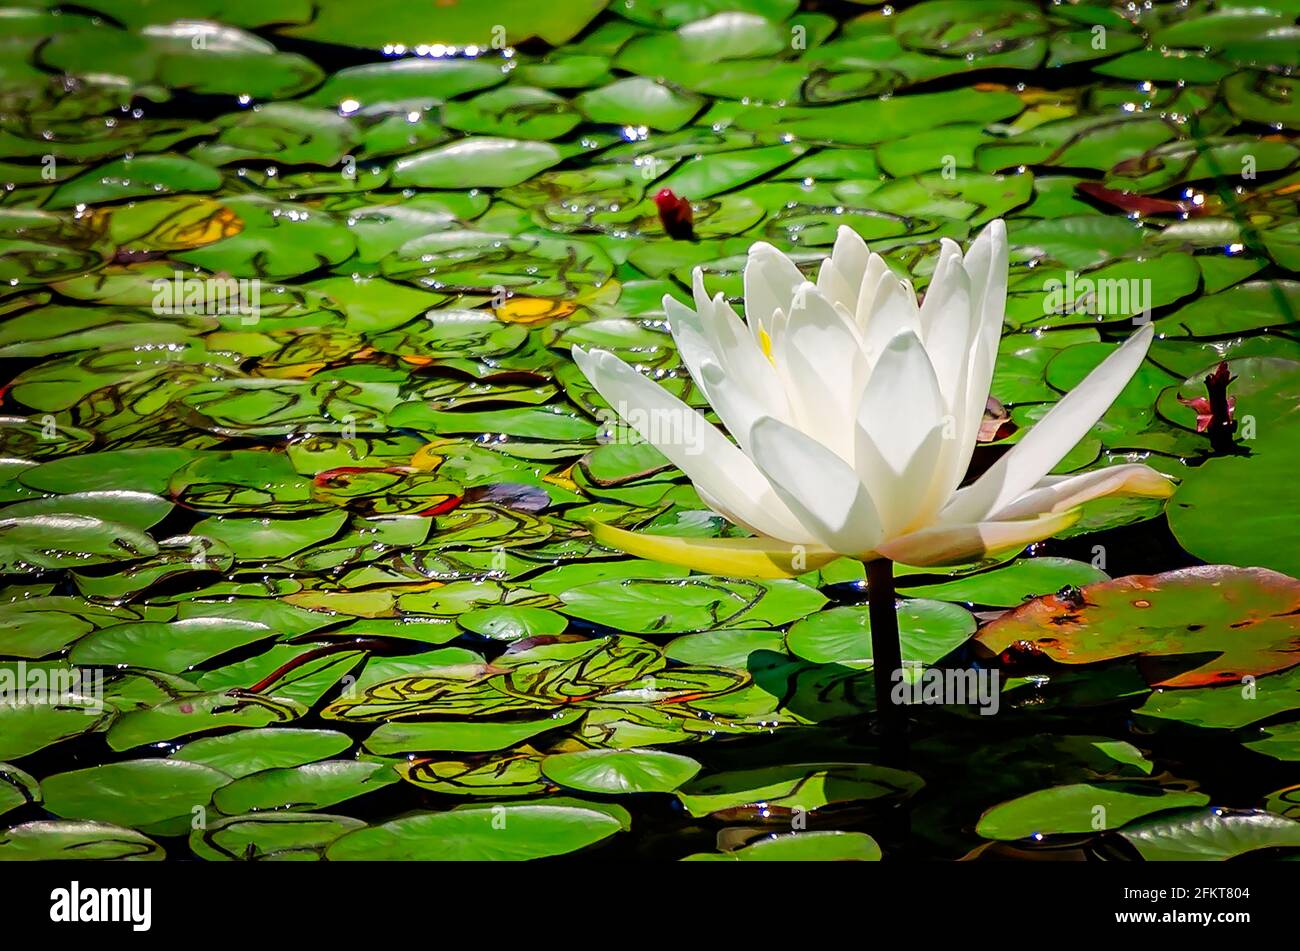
[0,0,1296,863]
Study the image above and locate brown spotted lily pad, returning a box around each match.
[976,566,1300,688]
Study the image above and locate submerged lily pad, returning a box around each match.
[676,762,923,818]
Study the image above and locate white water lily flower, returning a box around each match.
[572,220,1174,577]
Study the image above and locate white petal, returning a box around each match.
[850,252,890,336]
[876,510,1079,567]
[691,267,711,313]
[743,242,805,338]
[749,415,883,554]
[817,225,870,312]
[831,224,870,291]
[664,295,715,391]
[572,347,810,541]
[860,271,922,363]
[856,330,944,468]
[771,283,867,459]
[918,238,964,343]
[939,220,1008,499]
[816,257,857,313]
[916,249,972,410]
[992,463,1175,520]
[698,361,768,455]
[943,323,1156,523]
[853,329,947,533]
[688,287,791,424]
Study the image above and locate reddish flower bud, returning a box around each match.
[1195,360,1238,453]
[654,188,696,241]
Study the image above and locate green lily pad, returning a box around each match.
[576,78,703,132]
[190,104,356,167]
[213,760,398,814]
[1245,721,1300,762]
[785,599,976,668]
[1162,280,1300,337]
[392,137,566,189]
[40,759,232,834]
[0,762,40,817]
[0,691,114,760]
[558,575,826,634]
[1137,664,1300,730]
[48,154,222,209]
[281,0,607,49]
[19,448,200,495]
[70,617,277,673]
[1118,807,1300,861]
[976,782,1209,840]
[0,513,157,573]
[0,820,165,861]
[898,557,1109,607]
[0,606,94,659]
[397,749,552,796]
[324,802,623,860]
[676,762,924,818]
[458,605,568,640]
[170,728,353,778]
[106,689,308,751]
[191,511,347,560]
[364,712,583,755]
[683,829,881,861]
[190,811,364,862]
[541,748,701,794]
[664,629,787,668]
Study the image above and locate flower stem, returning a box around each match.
[866,557,907,761]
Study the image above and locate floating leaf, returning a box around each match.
[785,600,976,668]
[676,763,923,818]
[977,566,1300,688]
[40,759,231,834]
[0,820,164,861]
[557,575,826,634]
[190,811,364,862]
[541,748,701,794]
[70,617,277,674]
[324,803,623,860]
[213,760,398,814]
[0,763,40,817]
[898,557,1108,607]
[364,712,582,755]
[683,829,881,861]
[977,782,1209,840]
[1118,807,1300,861]
[170,728,353,779]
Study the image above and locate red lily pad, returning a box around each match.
[976,566,1300,688]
